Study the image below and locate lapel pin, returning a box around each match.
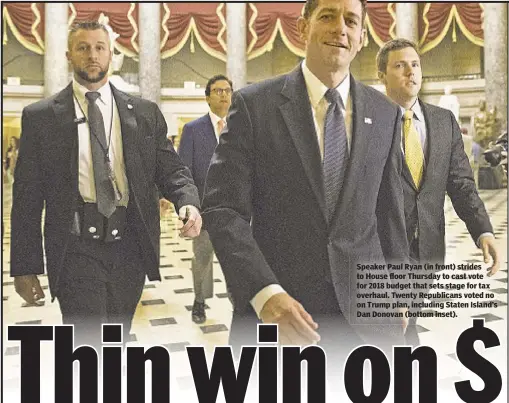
[127,104,133,110]
[364,117,372,124]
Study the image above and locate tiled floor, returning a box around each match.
[2,185,507,401]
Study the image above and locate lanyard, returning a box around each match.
[74,92,122,201]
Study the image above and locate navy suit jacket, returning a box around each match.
[178,114,218,201]
[202,66,409,345]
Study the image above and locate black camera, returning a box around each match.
[483,131,507,174]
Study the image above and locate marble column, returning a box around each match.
[395,3,419,44]
[44,3,69,97]
[484,3,508,129]
[227,3,247,90]
[139,3,161,105]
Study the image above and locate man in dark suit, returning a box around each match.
[202,0,409,357]
[376,38,500,345]
[10,21,202,347]
[178,75,232,324]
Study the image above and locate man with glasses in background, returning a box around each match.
[178,75,233,323]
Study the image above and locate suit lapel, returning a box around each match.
[279,67,327,221]
[51,83,80,191]
[420,101,444,192]
[110,84,141,195]
[203,114,219,147]
[401,159,417,191]
[333,77,373,222]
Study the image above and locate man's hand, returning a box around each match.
[14,275,45,305]
[480,236,500,276]
[178,205,202,238]
[259,292,320,346]
[398,307,409,333]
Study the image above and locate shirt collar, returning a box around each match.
[301,60,350,108]
[72,78,112,106]
[400,98,424,122]
[209,110,225,128]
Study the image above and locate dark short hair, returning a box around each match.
[68,21,110,50]
[205,75,233,96]
[303,0,368,24]
[376,38,420,73]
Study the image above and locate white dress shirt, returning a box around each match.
[250,61,354,317]
[73,79,129,206]
[302,60,353,158]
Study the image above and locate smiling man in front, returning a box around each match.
[202,0,409,361]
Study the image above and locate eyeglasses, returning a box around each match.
[211,88,232,96]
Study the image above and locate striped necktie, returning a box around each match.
[323,89,348,221]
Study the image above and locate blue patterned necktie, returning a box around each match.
[323,88,348,221]
[86,91,116,218]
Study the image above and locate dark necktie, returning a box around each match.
[85,91,116,218]
[323,89,348,221]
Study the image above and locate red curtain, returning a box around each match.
[455,3,483,41]
[366,3,395,45]
[247,3,304,58]
[3,3,44,54]
[419,3,483,53]
[3,3,485,59]
[161,3,225,60]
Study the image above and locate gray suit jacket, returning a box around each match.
[202,66,409,344]
[403,101,493,265]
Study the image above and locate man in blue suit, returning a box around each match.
[202,0,409,356]
[178,75,233,323]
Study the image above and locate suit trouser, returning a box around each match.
[405,237,421,346]
[191,230,214,302]
[57,225,145,349]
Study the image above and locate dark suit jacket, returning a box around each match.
[202,66,409,344]
[404,101,493,265]
[10,82,200,299]
[178,114,218,200]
